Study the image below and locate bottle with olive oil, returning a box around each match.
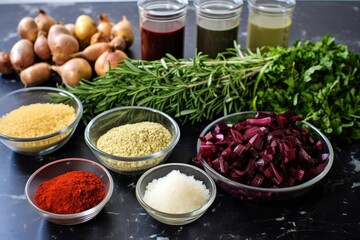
[246,0,296,51]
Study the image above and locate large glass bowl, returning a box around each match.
[136,163,217,225]
[25,158,114,225]
[0,87,83,156]
[84,106,181,175]
[196,111,334,201]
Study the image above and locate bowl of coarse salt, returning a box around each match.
[135,163,217,225]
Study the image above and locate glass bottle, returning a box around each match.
[194,0,243,58]
[247,0,296,51]
[137,0,188,61]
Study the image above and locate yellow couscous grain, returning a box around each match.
[0,103,76,138]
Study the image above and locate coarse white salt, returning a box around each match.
[143,170,210,214]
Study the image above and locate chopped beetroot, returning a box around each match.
[245,116,272,126]
[233,144,247,158]
[249,133,264,150]
[194,112,330,188]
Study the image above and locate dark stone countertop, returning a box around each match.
[0,1,360,240]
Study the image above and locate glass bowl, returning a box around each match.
[196,111,334,201]
[84,106,181,175]
[135,163,217,225]
[25,158,114,225]
[0,87,83,156]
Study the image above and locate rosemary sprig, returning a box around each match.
[57,35,360,140]
[64,48,274,124]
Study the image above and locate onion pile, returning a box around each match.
[0,9,133,87]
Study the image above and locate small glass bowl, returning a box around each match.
[197,111,334,201]
[25,158,114,225]
[136,163,217,225]
[0,87,83,156]
[84,106,180,175]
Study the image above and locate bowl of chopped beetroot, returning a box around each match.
[25,158,114,225]
[194,111,334,201]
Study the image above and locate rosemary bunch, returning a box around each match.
[57,35,360,139]
[63,48,275,124]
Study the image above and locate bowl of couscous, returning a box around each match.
[0,87,83,156]
[84,106,180,175]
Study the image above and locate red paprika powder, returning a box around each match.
[34,170,106,214]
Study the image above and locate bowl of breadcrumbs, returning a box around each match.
[84,106,180,175]
[0,87,83,156]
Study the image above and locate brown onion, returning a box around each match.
[75,15,97,49]
[34,9,56,34]
[48,24,71,44]
[70,42,111,62]
[52,58,92,86]
[17,17,38,42]
[9,39,35,71]
[34,31,51,61]
[111,15,134,48]
[90,32,111,45]
[94,47,128,76]
[64,23,76,37]
[97,13,114,36]
[20,62,52,87]
[50,33,80,65]
[110,36,126,51]
[0,52,15,75]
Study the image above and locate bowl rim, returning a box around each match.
[197,111,334,193]
[0,87,83,142]
[135,162,217,218]
[24,158,114,219]
[84,106,181,161]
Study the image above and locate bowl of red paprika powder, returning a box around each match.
[25,158,114,225]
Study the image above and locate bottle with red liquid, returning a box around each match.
[138,0,188,61]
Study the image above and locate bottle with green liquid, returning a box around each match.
[246,0,296,51]
[194,0,243,59]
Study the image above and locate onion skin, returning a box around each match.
[97,13,114,36]
[34,31,51,61]
[48,24,71,44]
[50,33,80,65]
[9,39,35,71]
[20,62,52,87]
[110,36,126,51]
[52,58,92,86]
[0,52,15,75]
[95,48,128,76]
[111,16,134,48]
[75,15,97,49]
[90,32,111,45]
[65,23,76,37]
[34,9,56,34]
[70,42,111,62]
[17,17,38,42]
